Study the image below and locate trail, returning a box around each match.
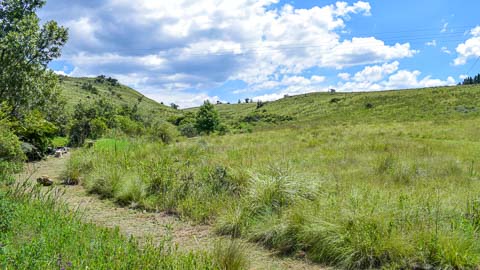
[17,154,327,270]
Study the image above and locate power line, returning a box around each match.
[57,25,478,59]
[466,56,480,75]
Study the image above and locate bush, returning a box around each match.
[16,110,57,159]
[195,101,219,134]
[179,122,198,138]
[0,124,25,163]
[148,121,178,144]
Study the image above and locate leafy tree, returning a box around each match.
[170,103,179,110]
[68,100,117,146]
[195,101,219,134]
[0,0,68,120]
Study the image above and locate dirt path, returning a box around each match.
[17,154,327,270]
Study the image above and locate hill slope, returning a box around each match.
[58,76,179,119]
[191,85,480,128]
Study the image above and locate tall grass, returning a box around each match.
[0,180,218,269]
[68,118,480,269]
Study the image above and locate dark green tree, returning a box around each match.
[0,0,68,120]
[195,100,219,135]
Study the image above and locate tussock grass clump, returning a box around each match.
[212,239,250,270]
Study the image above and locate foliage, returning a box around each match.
[51,136,68,148]
[0,122,25,164]
[0,0,69,156]
[195,101,220,135]
[242,111,294,124]
[15,110,57,159]
[81,82,99,95]
[462,73,480,85]
[0,0,68,120]
[148,120,179,144]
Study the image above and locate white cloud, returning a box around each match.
[41,0,418,106]
[471,26,480,37]
[441,46,451,54]
[426,40,437,47]
[352,61,399,82]
[145,91,221,109]
[338,72,351,80]
[454,26,480,65]
[339,66,455,92]
[441,22,448,33]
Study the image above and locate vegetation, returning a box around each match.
[0,182,218,269]
[0,0,69,160]
[0,3,215,270]
[69,84,480,269]
[461,73,480,85]
[58,76,178,121]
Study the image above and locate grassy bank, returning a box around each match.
[68,116,480,269]
[0,181,219,269]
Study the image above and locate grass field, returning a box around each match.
[58,76,180,120]
[67,85,480,269]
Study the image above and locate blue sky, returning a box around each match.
[40,0,480,107]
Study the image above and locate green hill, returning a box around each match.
[188,85,480,129]
[58,76,179,119]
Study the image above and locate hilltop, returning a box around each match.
[58,76,179,119]
[186,85,480,129]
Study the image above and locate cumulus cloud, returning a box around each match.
[352,61,399,82]
[338,63,455,92]
[39,0,418,107]
[338,72,351,80]
[454,26,480,66]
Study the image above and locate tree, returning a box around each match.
[0,0,68,120]
[170,103,179,110]
[195,100,219,134]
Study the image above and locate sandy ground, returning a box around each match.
[17,153,328,270]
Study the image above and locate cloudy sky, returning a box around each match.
[40,0,480,108]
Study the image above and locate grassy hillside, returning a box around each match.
[68,84,480,269]
[58,76,179,119]
[189,85,480,129]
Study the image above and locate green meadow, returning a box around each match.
[67,85,480,269]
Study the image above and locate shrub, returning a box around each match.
[16,110,57,159]
[195,101,219,135]
[148,121,178,144]
[0,123,25,163]
[179,123,198,138]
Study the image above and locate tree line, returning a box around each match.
[461,73,480,85]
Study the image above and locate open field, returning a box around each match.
[67,85,480,269]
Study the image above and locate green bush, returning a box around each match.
[0,123,25,163]
[16,110,57,159]
[148,121,179,144]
